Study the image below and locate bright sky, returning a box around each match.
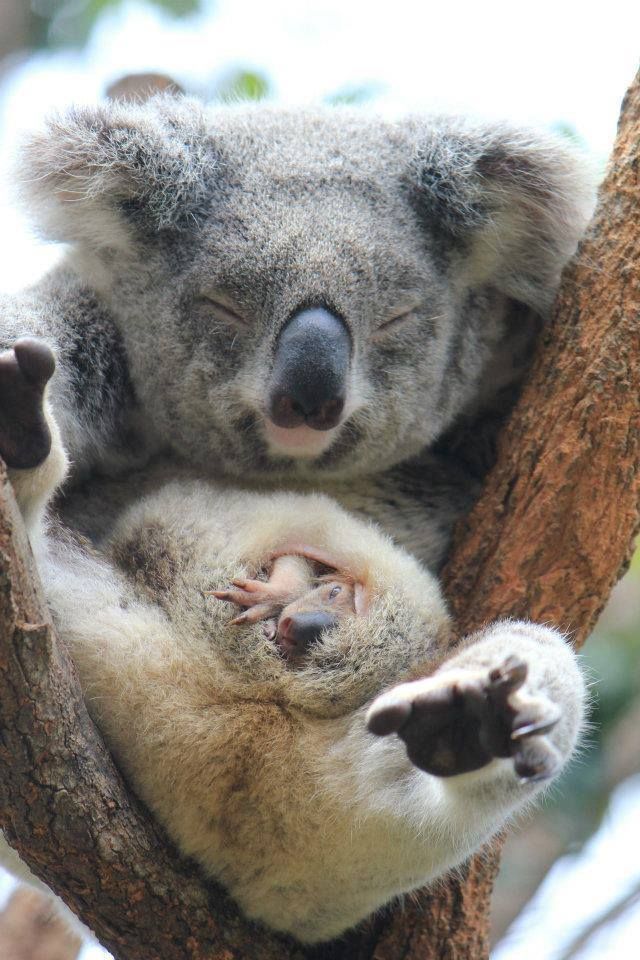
[0,3,638,957]
[1,0,639,292]
[494,774,640,959]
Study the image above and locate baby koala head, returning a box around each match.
[210,552,361,662]
[269,575,356,660]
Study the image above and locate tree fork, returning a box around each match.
[0,67,639,960]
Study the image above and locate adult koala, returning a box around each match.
[0,91,594,946]
[0,94,592,567]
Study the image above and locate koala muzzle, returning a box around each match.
[268,307,351,431]
[277,611,338,658]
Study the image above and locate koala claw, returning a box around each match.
[0,338,56,469]
[230,605,279,626]
[513,736,561,782]
[367,655,562,781]
[230,577,262,592]
[206,578,282,623]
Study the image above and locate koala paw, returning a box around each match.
[0,339,55,469]
[206,578,282,625]
[367,655,561,781]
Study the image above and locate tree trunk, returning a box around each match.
[0,67,638,960]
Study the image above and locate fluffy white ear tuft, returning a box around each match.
[411,123,597,315]
[17,96,217,251]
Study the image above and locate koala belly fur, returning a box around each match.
[11,448,587,944]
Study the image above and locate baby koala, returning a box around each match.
[2,340,587,944]
[210,552,360,659]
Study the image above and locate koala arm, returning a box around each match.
[1,271,145,479]
[325,621,586,845]
[0,341,69,540]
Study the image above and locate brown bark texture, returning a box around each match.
[0,67,638,960]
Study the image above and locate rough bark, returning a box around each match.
[0,67,638,960]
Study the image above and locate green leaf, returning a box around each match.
[31,0,203,50]
[215,69,270,103]
[325,83,383,106]
[550,121,584,147]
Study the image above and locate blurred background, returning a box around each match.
[0,2,638,959]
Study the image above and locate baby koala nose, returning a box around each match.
[277,611,338,658]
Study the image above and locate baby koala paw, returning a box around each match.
[367,655,561,782]
[0,339,55,469]
[206,578,283,625]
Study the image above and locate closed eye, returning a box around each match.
[372,310,443,342]
[195,294,248,328]
[373,309,416,339]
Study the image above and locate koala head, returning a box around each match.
[21,97,594,480]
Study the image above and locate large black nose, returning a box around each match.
[277,612,338,658]
[268,307,351,431]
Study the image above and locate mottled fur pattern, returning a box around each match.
[5,97,593,491]
[5,421,586,944]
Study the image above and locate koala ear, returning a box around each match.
[410,124,596,314]
[19,96,216,250]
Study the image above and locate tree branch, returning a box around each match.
[0,67,638,960]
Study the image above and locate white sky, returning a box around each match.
[0,3,638,957]
[494,774,640,959]
[0,0,639,292]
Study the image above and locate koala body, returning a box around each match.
[0,98,593,942]
[3,386,586,944]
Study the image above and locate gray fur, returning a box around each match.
[8,97,593,495]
